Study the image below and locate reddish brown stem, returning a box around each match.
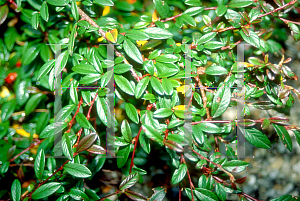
[86,92,98,120]
[278,17,300,25]
[181,155,195,201]
[258,0,297,18]
[9,140,43,162]
[129,126,143,174]
[66,97,83,133]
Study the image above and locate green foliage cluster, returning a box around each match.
[1,0,300,200]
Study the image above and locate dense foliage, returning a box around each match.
[1,0,300,200]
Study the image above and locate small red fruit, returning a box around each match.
[5,72,18,84]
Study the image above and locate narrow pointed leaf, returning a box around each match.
[34,149,45,180]
[31,182,61,200]
[119,172,140,190]
[76,133,98,153]
[64,163,92,178]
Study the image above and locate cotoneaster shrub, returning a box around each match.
[1,0,300,200]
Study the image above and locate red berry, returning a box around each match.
[5,72,18,84]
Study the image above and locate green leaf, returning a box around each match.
[215,183,226,201]
[162,78,173,95]
[117,145,131,168]
[271,195,299,201]
[150,77,164,95]
[96,97,109,126]
[182,14,196,26]
[145,27,173,39]
[31,12,39,29]
[216,5,227,16]
[71,0,79,21]
[211,86,231,118]
[115,75,135,96]
[121,120,133,143]
[64,163,92,178]
[238,127,271,149]
[195,188,219,201]
[204,41,225,50]
[135,76,150,99]
[62,133,73,160]
[94,0,114,6]
[72,64,98,74]
[40,2,49,22]
[0,5,9,26]
[156,54,178,63]
[273,124,293,152]
[294,130,300,147]
[240,29,260,47]
[139,130,151,154]
[197,32,217,44]
[114,63,132,74]
[69,23,77,56]
[125,102,139,124]
[31,182,61,200]
[154,108,173,118]
[125,190,147,201]
[163,140,183,152]
[22,46,40,65]
[153,0,169,19]
[184,7,204,16]
[75,113,92,129]
[171,163,187,184]
[229,0,253,8]
[123,38,143,64]
[56,104,75,122]
[1,99,16,122]
[205,66,228,75]
[76,133,98,153]
[87,145,106,154]
[46,0,68,6]
[25,93,45,115]
[126,30,149,41]
[11,179,21,201]
[199,122,221,133]
[142,124,163,143]
[148,49,162,60]
[148,186,167,201]
[223,160,249,173]
[34,149,45,180]
[69,188,89,200]
[40,122,68,138]
[4,27,18,51]
[119,172,140,190]
[193,125,204,144]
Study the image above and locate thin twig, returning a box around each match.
[258,0,297,18]
[9,140,43,162]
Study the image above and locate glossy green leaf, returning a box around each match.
[117,145,131,168]
[197,32,217,44]
[119,172,140,190]
[150,77,164,95]
[205,66,228,75]
[153,0,169,18]
[135,76,150,99]
[195,188,219,201]
[229,0,253,8]
[31,182,61,200]
[123,38,143,64]
[34,149,45,180]
[46,0,68,6]
[162,78,173,95]
[216,5,227,16]
[25,93,45,115]
[40,122,68,138]
[223,160,249,173]
[142,124,163,143]
[238,127,271,149]
[115,75,135,96]
[273,124,292,152]
[182,14,196,26]
[154,108,173,118]
[126,30,149,40]
[125,102,139,124]
[211,86,231,118]
[62,133,74,160]
[0,5,9,25]
[71,0,79,21]
[240,29,260,47]
[145,27,173,39]
[40,2,49,22]
[1,99,16,122]
[11,179,21,201]
[75,113,92,129]
[94,0,113,6]
[121,120,133,143]
[64,163,92,178]
[171,163,187,184]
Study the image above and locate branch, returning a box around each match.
[195,76,210,119]
[258,0,297,18]
[278,17,300,25]
[9,140,43,162]
[66,96,83,133]
[129,126,143,174]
